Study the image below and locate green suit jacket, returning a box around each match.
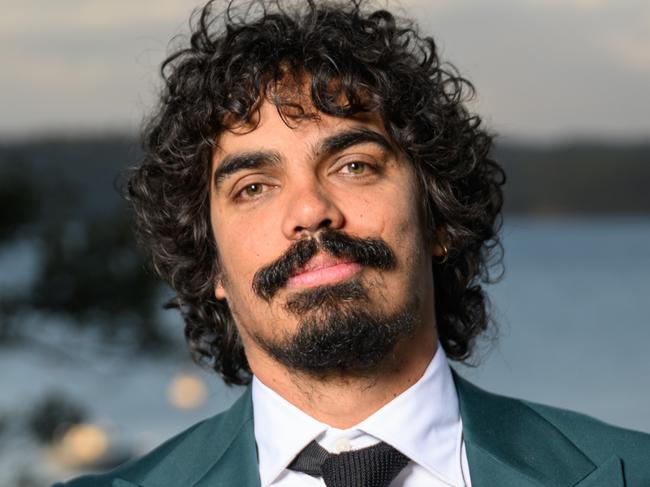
[54,373,650,486]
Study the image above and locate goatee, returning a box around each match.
[250,228,417,376]
[253,286,419,376]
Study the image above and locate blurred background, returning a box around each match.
[1,0,649,485]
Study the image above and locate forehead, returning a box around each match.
[212,97,391,165]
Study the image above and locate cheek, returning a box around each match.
[211,212,281,296]
[382,192,430,269]
[379,184,422,237]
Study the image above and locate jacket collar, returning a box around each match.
[452,371,623,487]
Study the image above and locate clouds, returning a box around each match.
[1,0,648,139]
[410,0,650,139]
[0,0,194,35]
[0,0,197,136]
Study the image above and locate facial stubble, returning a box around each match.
[254,272,420,377]
[238,229,420,377]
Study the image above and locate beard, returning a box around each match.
[251,279,419,376]
[247,228,419,376]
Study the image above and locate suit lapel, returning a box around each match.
[193,396,260,487]
[453,372,623,487]
[572,456,623,486]
[111,480,142,487]
[462,441,545,487]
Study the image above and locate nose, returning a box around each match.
[281,181,345,240]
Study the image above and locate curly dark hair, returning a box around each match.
[127,0,505,385]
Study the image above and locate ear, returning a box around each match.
[215,278,228,301]
[432,226,448,258]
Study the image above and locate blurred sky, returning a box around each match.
[1,0,649,140]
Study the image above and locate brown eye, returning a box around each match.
[242,183,264,197]
[344,162,366,174]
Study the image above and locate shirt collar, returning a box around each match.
[252,375,328,486]
[252,343,463,486]
[356,345,464,485]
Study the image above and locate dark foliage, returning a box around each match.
[0,139,172,353]
[29,215,168,350]
[0,172,38,239]
[28,392,86,444]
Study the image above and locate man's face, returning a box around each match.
[210,97,438,376]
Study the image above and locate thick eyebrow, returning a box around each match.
[316,127,394,157]
[213,151,281,189]
[213,128,393,190]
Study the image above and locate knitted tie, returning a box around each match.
[288,440,410,487]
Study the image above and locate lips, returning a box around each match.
[286,254,362,289]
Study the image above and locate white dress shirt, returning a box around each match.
[252,345,473,486]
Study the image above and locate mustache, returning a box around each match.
[252,229,396,301]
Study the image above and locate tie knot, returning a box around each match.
[289,440,410,487]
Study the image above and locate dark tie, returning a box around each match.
[288,439,410,487]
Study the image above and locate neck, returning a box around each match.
[248,324,438,428]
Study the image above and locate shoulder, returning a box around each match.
[524,400,650,473]
[453,371,650,482]
[51,476,134,487]
[52,387,254,487]
[51,417,213,487]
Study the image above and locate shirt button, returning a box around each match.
[334,438,352,453]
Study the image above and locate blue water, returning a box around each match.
[456,217,650,433]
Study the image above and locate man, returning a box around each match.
[55,0,650,486]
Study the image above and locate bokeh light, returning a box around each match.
[52,423,109,467]
[167,373,208,410]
